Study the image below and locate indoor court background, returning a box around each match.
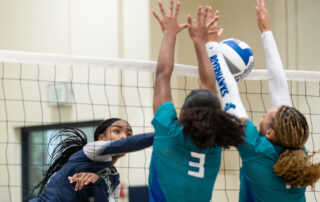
[0,0,320,201]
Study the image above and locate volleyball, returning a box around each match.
[220,38,254,81]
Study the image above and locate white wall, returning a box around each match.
[0,0,320,202]
[0,0,69,53]
[0,0,151,201]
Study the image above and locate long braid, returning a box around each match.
[272,106,320,187]
[33,128,87,195]
[33,118,125,196]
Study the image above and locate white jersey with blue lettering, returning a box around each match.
[205,33,303,202]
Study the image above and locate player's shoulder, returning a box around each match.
[152,102,179,134]
[240,119,276,156]
[154,102,176,118]
[68,149,88,162]
[242,119,257,131]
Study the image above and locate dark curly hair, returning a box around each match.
[179,89,245,151]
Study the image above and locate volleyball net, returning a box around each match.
[0,50,320,202]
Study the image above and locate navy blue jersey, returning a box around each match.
[30,132,154,202]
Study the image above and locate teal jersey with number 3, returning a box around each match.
[149,102,222,202]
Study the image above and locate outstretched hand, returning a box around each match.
[152,0,188,35]
[187,6,220,44]
[256,0,270,33]
[207,8,223,42]
[68,172,99,191]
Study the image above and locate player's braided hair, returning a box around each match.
[179,89,245,151]
[33,128,88,196]
[272,105,320,187]
[33,118,122,196]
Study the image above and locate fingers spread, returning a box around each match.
[208,30,218,34]
[203,6,209,24]
[255,6,260,15]
[207,15,219,28]
[169,0,174,16]
[174,1,181,18]
[215,10,220,18]
[218,28,224,38]
[197,6,202,22]
[187,15,192,26]
[208,7,214,20]
[152,10,162,23]
[159,0,166,17]
[256,0,261,7]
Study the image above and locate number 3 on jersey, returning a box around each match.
[188,152,205,178]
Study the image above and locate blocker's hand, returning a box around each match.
[256,0,271,33]
[187,6,220,44]
[152,0,188,34]
[207,7,223,42]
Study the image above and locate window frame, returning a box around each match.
[21,120,103,202]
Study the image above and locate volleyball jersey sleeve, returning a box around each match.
[206,42,248,118]
[83,132,154,161]
[237,119,274,160]
[152,102,178,137]
[262,31,292,107]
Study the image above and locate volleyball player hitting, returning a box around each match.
[30,118,154,202]
[149,0,245,201]
[206,0,320,201]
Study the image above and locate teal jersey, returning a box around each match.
[238,120,306,202]
[149,102,222,202]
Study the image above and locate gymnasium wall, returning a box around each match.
[151,0,320,71]
[0,0,319,201]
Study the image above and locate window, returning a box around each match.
[21,121,102,202]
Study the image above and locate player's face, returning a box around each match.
[101,120,133,141]
[259,106,279,137]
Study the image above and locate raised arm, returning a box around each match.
[256,0,291,107]
[152,0,188,113]
[187,6,219,94]
[83,132,154,161]
[206,9,248,120]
